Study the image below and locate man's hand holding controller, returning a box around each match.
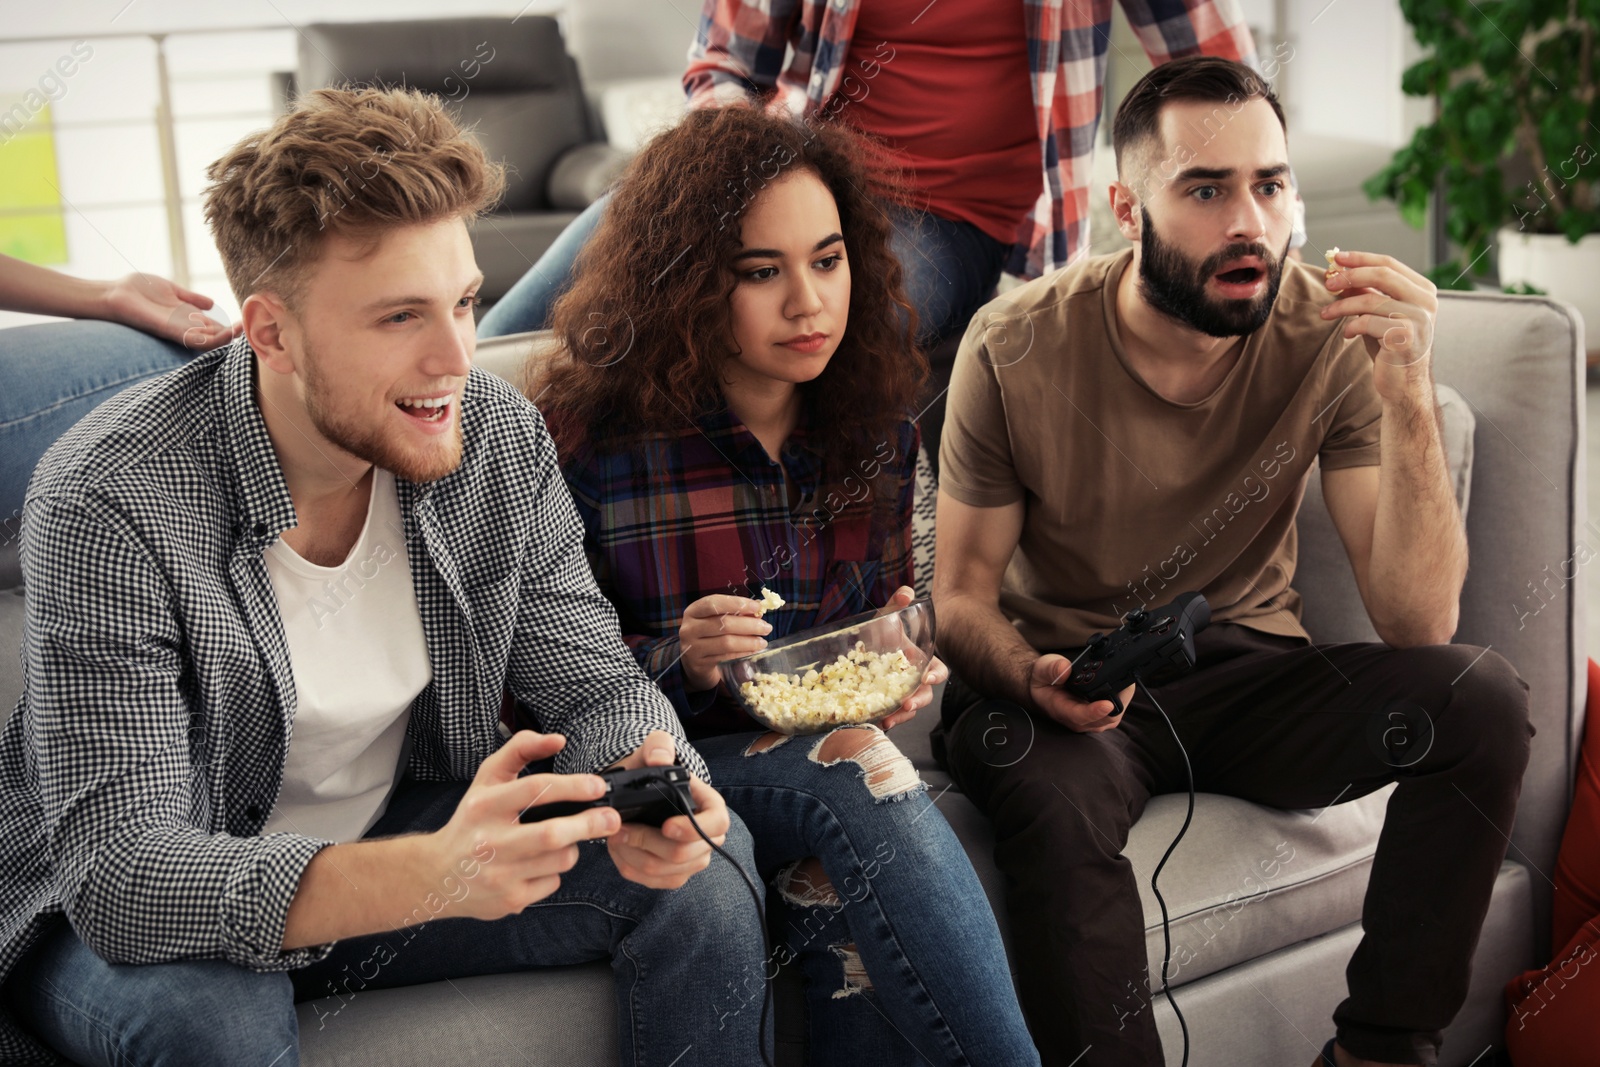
[282,729,730,949]
[426,730,612,920]
[603,729,730,890]
[431,729,729,921]
[1027,593,1211,734]
[1029,656,1135,733]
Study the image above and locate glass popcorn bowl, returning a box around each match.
[719,597,937,736]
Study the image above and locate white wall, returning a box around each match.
[0,1,563,332]
[565,0,699,84]
[4,1,560,41]
[1283,0,1415,147]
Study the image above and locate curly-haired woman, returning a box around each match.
[529,107,1039,1066]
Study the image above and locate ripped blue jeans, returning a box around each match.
[694,725,1039,1067]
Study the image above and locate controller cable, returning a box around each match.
[652,782,777,1067]
[1134,672,1194,1067]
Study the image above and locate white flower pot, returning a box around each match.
[1496,226,1599,360]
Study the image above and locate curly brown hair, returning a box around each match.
[203,86,505,308]
[531,107,925,497]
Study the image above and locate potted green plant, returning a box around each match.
[1364,0,1597,340]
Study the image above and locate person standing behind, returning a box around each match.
[480,0,1299,357]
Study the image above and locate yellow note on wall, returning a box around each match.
[0,99,68,265]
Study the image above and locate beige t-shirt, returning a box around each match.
[940,248,1383,650]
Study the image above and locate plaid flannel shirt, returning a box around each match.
[560,409,918,734]
[685,0,1303,278]
[0,341,702,1063]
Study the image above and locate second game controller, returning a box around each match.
[1062,592,1211,715]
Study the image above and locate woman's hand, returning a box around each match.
[101,272,241,350]
[879,655,946,730]
[0,255,238,350]
[677,594,771,692]
[876,585,946,730]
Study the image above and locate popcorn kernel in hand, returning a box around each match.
[756,587,786,616]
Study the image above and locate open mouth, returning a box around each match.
[396,396,453,425]
[1216,266,1263,285]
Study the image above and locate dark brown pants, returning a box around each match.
[937,624,1533,1067]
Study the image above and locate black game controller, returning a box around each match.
[519,765,695,828]
[1063,592,1211,715]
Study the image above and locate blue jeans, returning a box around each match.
[695,725,1039,1067]
[477,194,1008,350]
[888,208,1009,349]
[4,778,770,1067]
[0,321,193,520]
[477,194,609,338]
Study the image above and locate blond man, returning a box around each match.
[0,88,767,1066]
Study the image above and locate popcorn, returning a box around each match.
[1324,246,1342,278]
[755,587,786,616]
[738,641,922,732]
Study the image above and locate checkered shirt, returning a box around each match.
[685,0,1304,277]
[0,340,702,1063]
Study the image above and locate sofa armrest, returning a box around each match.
[547,143,630,211]
[1432,289,1587,960]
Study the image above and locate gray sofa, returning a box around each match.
[285,18,628,306]
[0,289,1585,1065]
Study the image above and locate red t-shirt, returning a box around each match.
[842,0,1041,244]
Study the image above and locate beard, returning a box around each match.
[1136,207,1290,339]
[301,339,463,484]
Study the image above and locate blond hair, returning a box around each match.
[203,86,505,307]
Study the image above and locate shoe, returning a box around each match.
[1320,1039,1338,1066]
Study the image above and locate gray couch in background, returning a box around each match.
[0,289,1585,1065]
[284,18,629,306]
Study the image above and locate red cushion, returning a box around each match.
[1502,657,1600,1060]
[1502,918,1600,1062]
[1552,657,1600,949]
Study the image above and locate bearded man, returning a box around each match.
[931,55,1532,1067]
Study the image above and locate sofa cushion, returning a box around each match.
[455,90,589,212]
[468,217,582,307]
[0,515,18,593]
[932,778,1393,991]
[298,963,617,1067]
[1126,787,1393,988]
[299,19,577,96]
[547,143,630,211]
[596,76,686,153]
[903,697,1396,989]
[1146,861,1533,1067]
[472,331,547,390]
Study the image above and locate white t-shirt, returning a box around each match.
[262,468,432,842]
